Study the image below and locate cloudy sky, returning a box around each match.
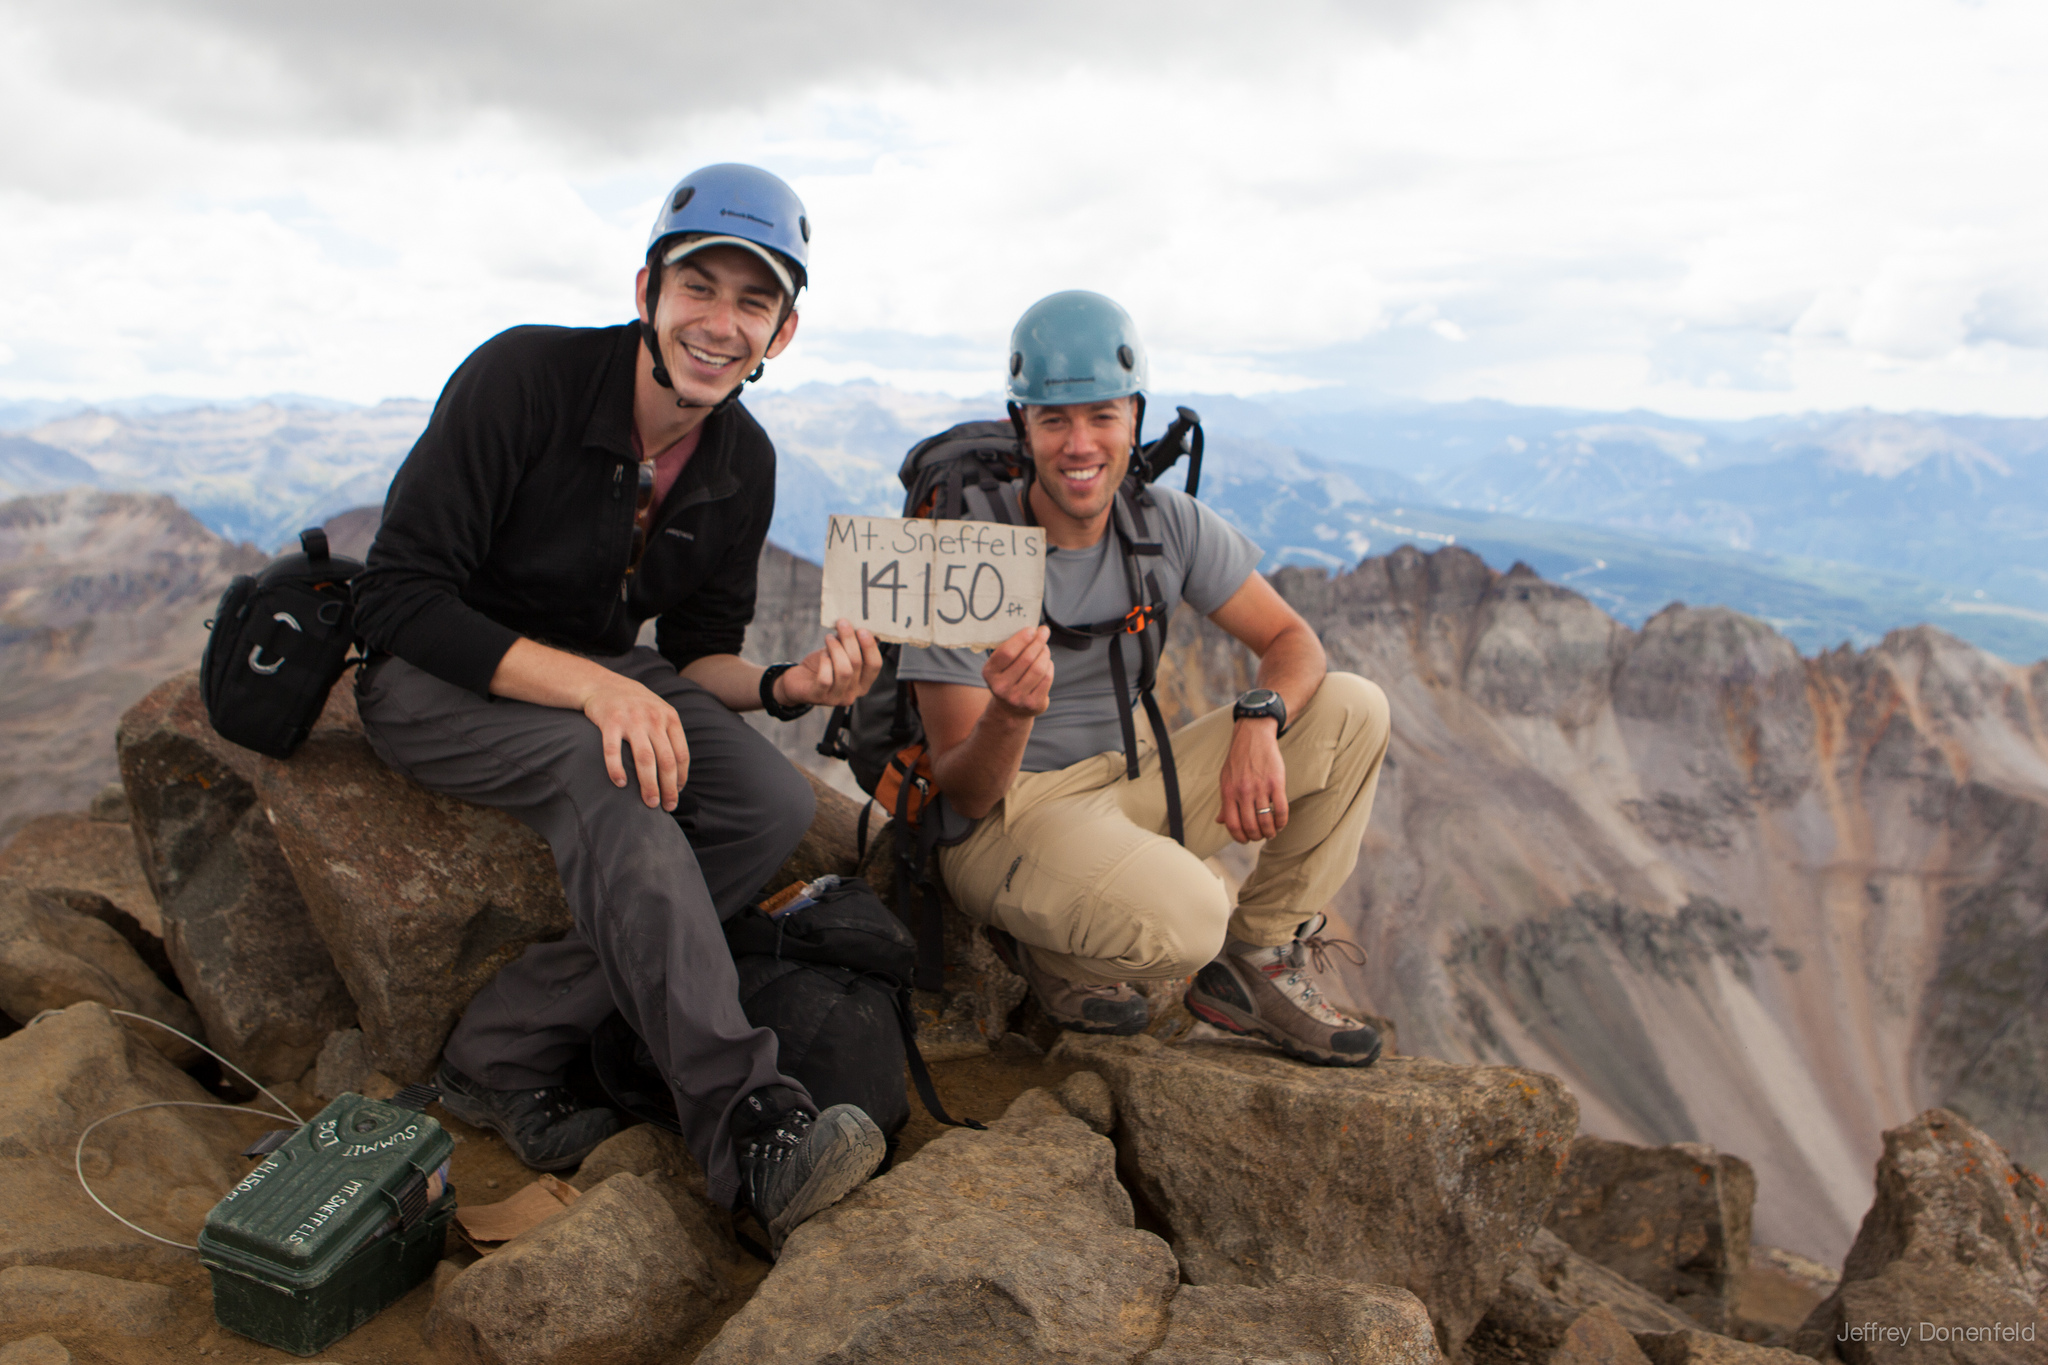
[2,0,2043,419]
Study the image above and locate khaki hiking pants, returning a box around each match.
[938,671,1390,987]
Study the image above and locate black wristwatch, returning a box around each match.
[759,663,813,722]
[1233,687,1287,733]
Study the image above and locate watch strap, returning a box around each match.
[759,662,813,722]
[1232,688,1287,734]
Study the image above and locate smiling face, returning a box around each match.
[1022,398,1136,537]
[634,244,797,407]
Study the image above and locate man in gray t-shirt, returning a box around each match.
[896,291,1394,1067]
[897,478,1260,772]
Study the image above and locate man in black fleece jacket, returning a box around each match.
[352,165,886,1245]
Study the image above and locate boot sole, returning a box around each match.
[765,1104,887,1255]
[1186,992,1381,1069]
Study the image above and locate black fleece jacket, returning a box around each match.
[353,323,776,696]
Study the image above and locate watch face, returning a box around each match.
[1240,689,1279,707]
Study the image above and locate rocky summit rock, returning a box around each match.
[1056,1070,1115,1135]
[0,1338,69,1365]
[1550,1305,1655,1365]
[1137,1274,1440,1364]
[88,783,129,825]
[0,1002,246,1282]
[116,672,355,1083]
[251,685,570,1083]
[1546,1134,1757,1331]
[698,1092,1179,1364]
[0,879,201,1065]
[0,1265,173,1337]
[997,1072,1118,1139]
[425,1172,725,1365]
[0,810,161,940]
[1792,1108,2047,1363]
[1467,1227,1697,1364]
[1634,1329,1816,1363]
[310,1026,373,1100]
[1054,1033,1577,1358]
[1734,1245,1838,1340]
[772,768,866,890]
[571,1123,740,1270]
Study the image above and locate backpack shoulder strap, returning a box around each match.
[957,478,1022,527]
[1108,485,1184,842]
[1028,481,1186,844]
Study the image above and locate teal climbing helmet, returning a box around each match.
[1005,290,1148,406]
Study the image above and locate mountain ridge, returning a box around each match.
[1143,546,2047,1264]
[2,491,2042,1271]
[10,383,2048,659]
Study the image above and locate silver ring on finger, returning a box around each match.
[1256,805,1274,815]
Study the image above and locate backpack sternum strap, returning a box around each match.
[1105,634,1142,782]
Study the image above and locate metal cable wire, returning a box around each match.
[27,1007,311,1254]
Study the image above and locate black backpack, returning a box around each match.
[815,407,1205,989]
[589,876,979,1150]
[200,527,363,759]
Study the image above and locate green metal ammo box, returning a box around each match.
[197,1093,456,1357]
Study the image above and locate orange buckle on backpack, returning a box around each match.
[874,743,940,826]
[1121,604,1160,634]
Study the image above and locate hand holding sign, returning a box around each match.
[776,619,886,708]
[820,515,1046,649]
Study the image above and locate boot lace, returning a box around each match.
[1260,923,1368,1028]
[738,1110,814,1207]
[1299,922,1367,976]
[528,1087,584,1122]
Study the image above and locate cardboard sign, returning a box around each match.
[821,515,1046,649]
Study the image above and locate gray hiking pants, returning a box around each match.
[355,647,815,1208]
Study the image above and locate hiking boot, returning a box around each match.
[1186,913,1381,1067]
[735,1097,887,1255]
[987,928,1149,1036]
[433,1060,620,1171]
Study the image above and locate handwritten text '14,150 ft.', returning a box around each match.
[819,515,1047,649]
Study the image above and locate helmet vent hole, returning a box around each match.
[1117,344,1135,370]
[799,216,811,243]
[1010,352,1024,377]
[671,187,695,214]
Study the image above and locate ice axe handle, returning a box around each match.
[1144,406,1204,497]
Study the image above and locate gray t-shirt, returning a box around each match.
[895,481,1262,772]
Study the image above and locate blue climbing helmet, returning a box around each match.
[1005,290,1148,406]
[642,164,810,398]
[646,163,810,295]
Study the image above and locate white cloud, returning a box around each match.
[0,0,2043,418]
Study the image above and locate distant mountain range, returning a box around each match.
[754,384,2048,663]
[0,401,430,551]
[6,381,2046,661]
[0,491,266,841]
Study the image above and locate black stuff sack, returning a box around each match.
[590,876,979,1148]
[725,875,918,1138]
[591,877,915,1141]
[200,527,363,759]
